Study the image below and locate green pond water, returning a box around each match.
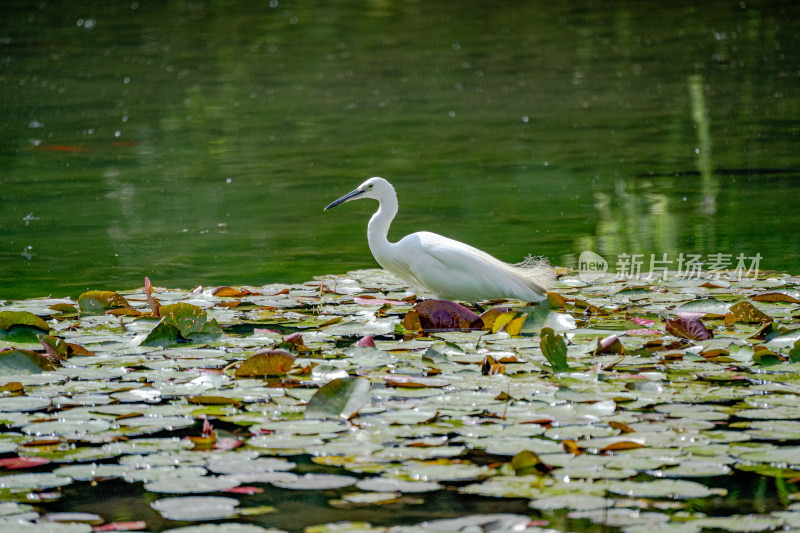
[2,1,799,300]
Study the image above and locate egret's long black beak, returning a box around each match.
[324,188,365,211]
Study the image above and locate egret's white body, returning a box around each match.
[324,177,555,303]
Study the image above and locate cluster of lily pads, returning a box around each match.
[1,267,800,533]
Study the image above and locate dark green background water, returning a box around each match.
[2,0,799,299]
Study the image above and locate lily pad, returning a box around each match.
[0,349,55,374]
[77,291,130,314]
[151,496,240,521]
[305,377,371,420]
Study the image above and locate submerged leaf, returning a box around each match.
[305,377,370,420]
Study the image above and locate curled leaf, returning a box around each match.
[0,311,51,333]
[356,335,375,347]
[540,327,569,373]
[593,334,625,355]
[145,277,162,315]
[665,316,712,340]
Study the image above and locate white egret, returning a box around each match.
[324,177,555,303]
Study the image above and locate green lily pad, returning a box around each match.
[151,496,239,521]
[305,377,371,420]
[606,479,713,499]
[77,291,130,314]
[144,475,241,494]
[0,349,55,374]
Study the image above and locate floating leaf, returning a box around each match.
[355,477,441,493]
[411,300,483,330]
[142,303,222,345]
[144,476,240,494]
[510,450,551,476]
[752,291,800,304]
[601,441,645,452]
[92,521,148,532]
[160,303,222,338]
[674,298,730,317]
[0,348,55,374]
[77,291,130,314]
[606,479,713,499]
[151,496,239,521]
[188,396,242,407]
[235,350,296,377]
[48,303,78,316]
[212,286,261,297]
[725,300,773,324]
[383,375,449,388]
[546,292,568,309]
[789,339,800,363]
[305,377,370,420]
[271,473,358,490]
[0,456,50,469]
[752,346,784,366]
[0,310,51,333]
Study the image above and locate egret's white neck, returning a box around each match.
[367,190,399,268]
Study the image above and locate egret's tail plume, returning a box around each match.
[516,255,557,294]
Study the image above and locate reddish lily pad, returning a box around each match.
[409,300,483,331]
[665,316,712,340]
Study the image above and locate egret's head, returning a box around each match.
[324,177,393,211]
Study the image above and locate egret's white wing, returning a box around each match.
[389,232,551,302]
